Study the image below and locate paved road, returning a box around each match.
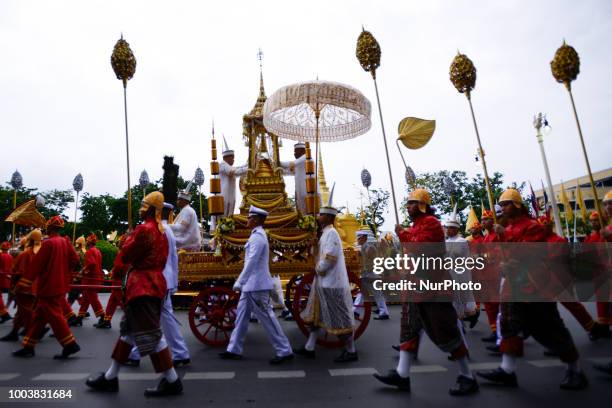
[0,295,610,407]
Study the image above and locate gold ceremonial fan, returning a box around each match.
[4,199,46,228]
[397,117,436,150]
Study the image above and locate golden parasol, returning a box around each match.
[4,199,46,228]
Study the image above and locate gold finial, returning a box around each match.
[449,52,477,99]
[356,28,381,79]
[111,35,136,88]
[551,40,580,91]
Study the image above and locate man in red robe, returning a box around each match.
[95,235,128,329]
[373,188,478,396]
[476,189,587,390]
[0,230,42,341]
[86,191,182,397]
[480,209,502,343]
[0,241,13,323]
[12,216,81,359]
[77,234,105,326]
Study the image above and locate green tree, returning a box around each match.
[359,188,389,235]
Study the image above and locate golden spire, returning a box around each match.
[249,48,267,117]
[318,149,330,204]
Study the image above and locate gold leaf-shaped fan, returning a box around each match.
[4,200,46,227]
[397,117,436,150]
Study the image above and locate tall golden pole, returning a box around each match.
[71,173,83,243]
[551,41,603,225]
[10,170,22,247]
[450,52,497,223]
[11,190,16,247]
[111,35,137,229]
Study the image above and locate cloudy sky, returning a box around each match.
[1,0,610,229]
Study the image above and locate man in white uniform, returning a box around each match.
[170,183,201,251]
[280,142,307,213]
[127,203,191,367]
[219,206,294,365]
[220,136,248,217]
[353,227,390,320]
[296,186,358,363]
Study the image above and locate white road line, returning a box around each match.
[257,370,306,379]
[469,362,500,370]
[118,373,160,380]
[588,357,612,363]
[183,372,235,380]
[527,359,566,368]
[33,373,89,381]
[410,365,447,373]
[329,367,378,377]
[0,374,20,381]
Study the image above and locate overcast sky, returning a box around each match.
[1,0,610,229]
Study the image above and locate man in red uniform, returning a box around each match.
[86,191,182,397]
[480,209,501,343]
[476,189,587,390]
[0,230,42,342]
[0,241,13,323]
[77,234,105,326]
[12,216,81,359]
[373,188,478,396]
[95,235,128,329]
[594,190,612,375]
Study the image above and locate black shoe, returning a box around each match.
[279,310,291,319]
[0,314,12,324]
[481,332,497,343]
[69,317,83,327]
[173,358,191,368]
[373,309,380,315]
[293,347,315,359]
[543,349,559,357]
[589,323,611,341]
[219,351,243,360]
[373,369,411,391]
[53,342,80,359]
[18,328,26,336]
[94,320,111,329]
[85,312,91,318]
[270,354,294,365]
[144,378,183,397]
[486,344,501,355]
[374,315,390,321]
[124,359,140,367]
[560,370,588,390]
[476,368,518,387]
[12,347,35,358]
[463,311,480,329]
[0,331,19,342]
[283,314,294,321]
[334,350,358,363]
[392,344,400,351]
[86,372,119,392]
[449,375,479,396]
[593,361,612,375]
[249,318,258,323]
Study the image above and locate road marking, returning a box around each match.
[588,357,612,363]
[33,373,89,381]
[527,359,566,368]
[183,372,235,380]
[469,362,500,370]
[0,374,20,381]
[118,373,160,380]
[410,365,447,373]
[329,367,378,377]
[257,370,306,379]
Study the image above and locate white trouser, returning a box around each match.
[227,290,292,357]
[130,291,190,360]
[123,333,168,355]
[353,279,389,316]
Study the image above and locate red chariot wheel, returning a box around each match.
[188,286,238,347]
[292,272,371,348]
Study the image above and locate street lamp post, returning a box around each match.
[534,113,563,237]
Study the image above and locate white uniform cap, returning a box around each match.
[248,205,268,217]
[444,220,460,228]
[294,142,306,149]
[356,229,372,238]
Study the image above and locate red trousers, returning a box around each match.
[560,302,594,332]
[61,297,76,320]
[78,289,104,318]
[22,295,76,348]
[484,302,499,332]
[13,293,36,332]
[104,290,123,321]
[597,302,612,325]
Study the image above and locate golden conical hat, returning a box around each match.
[397,117,436,150]
[4,199,46,228]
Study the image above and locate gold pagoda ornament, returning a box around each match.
[550,41,604,224]
[110,34,137,229]
[208,125,224,216]
[449,52,496,222]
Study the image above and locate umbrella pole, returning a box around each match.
[372,77,400,225]
[314,105,320,217]
[11,190,16,247]
[123,84,133,230]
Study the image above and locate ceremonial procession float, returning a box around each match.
[176,73,374,348]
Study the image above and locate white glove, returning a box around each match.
[233,282,242,292]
